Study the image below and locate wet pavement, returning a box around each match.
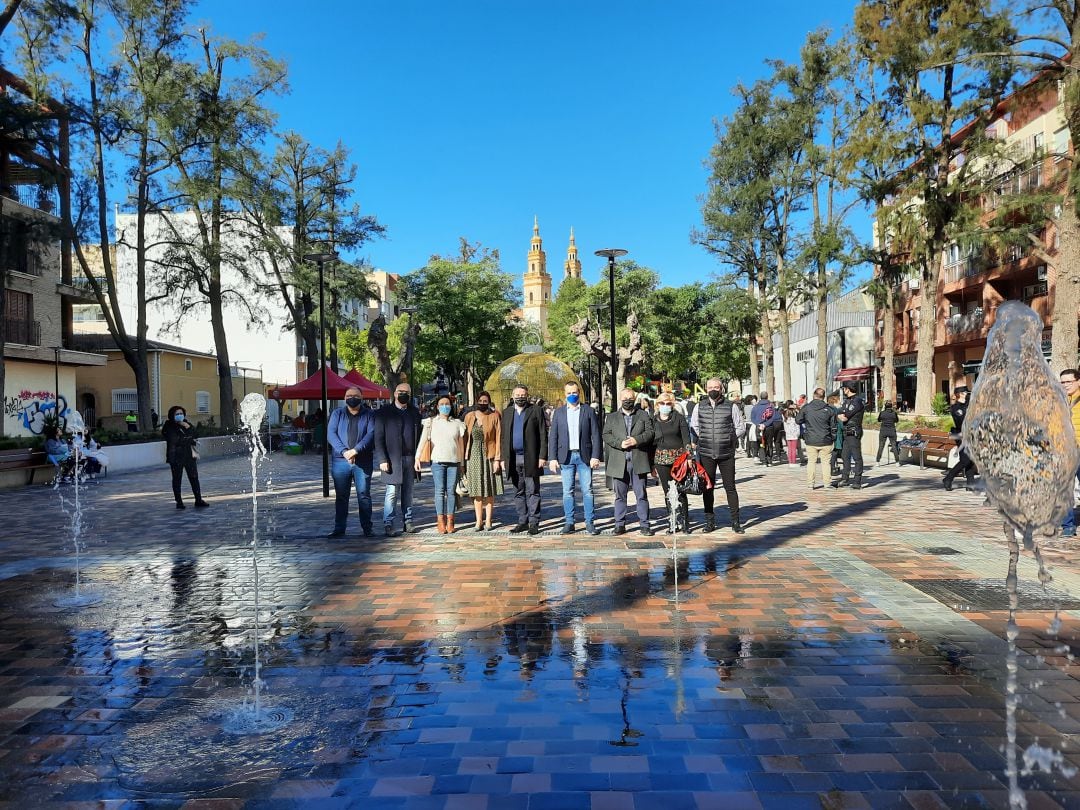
[3,449,1080,808]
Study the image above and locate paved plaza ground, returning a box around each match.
[3,448,1080,808]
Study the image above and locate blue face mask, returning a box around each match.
[659,405,673,416]
[566,393,580,405]
[174,413,185,422]
[438,404,452,416]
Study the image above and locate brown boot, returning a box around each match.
[436,515,446,534]
[446,515,455,534]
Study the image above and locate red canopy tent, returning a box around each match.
[269,367,356,401]
[344,369,391,400]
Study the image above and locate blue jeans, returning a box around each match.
[430,462,459,516]
[383,463,415,527]
[1061,466,1080,533]
[559,451,595,526]
[331,458,372,533]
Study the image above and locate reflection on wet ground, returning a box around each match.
[2,453,1080,806]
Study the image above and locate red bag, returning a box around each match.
[669,451,712,493]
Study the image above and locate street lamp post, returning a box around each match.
[52,346,61,428]
[800,359,810,400]
[594,249,627,413]
[304,251,339,498]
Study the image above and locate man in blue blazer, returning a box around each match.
[327,385,376,538]
[548,381,603,535]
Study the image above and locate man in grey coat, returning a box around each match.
[602,388,655,535]
[796,388,836,491]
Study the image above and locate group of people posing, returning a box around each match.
[324,377,753,538]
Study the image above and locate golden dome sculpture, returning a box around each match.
[483,352,581,410]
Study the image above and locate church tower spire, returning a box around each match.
[523,217,551,338]
[563,226,582,279]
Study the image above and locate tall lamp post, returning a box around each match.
[52,346,62,428]
[800,359,810,401]
[304,251,339,498]
[594,248,627,413]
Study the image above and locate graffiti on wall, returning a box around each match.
[3,390,70,434]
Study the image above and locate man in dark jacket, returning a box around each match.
[603,388,655,535]
[501,384,548,535]
[943,386,976,491]
[327,386,376,538]
[832,382,866,489]
[375,382,423,536]
[876,401,900,464]
[751,392,783,465]
[797,388,836,491]
[689,377,746,533]
[548,381,602,535]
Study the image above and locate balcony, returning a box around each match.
[2,247,43,277]
[943,256,987,284]
[6,318,41,346]
[59,276,108,303]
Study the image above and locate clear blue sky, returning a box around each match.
[196,0,866,293]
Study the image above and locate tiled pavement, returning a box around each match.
[3,449,1080,808]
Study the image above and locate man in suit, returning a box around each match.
[603,387,655,536]
[548,381,602,535]
[501,384,548,535]
[374,381,423,536]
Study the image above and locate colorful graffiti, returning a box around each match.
[3,390,70,435]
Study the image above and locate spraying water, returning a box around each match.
[53,410,102,608]
[962,301,1080,808]
[224,393,292,734]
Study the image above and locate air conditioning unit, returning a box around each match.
[1037,265,1048,281]
[908,277,920,290]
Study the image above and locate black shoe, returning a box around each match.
[404,521,415,533]
[510,523,529,534]
[943,478,953,492]
[326,529,346,538]
[640,525,654,537]
[561,524,575,535]
[731,521,745,534]
[362,527,374,537]
[528,523,540,536]
[175,502,186,509]
[704,515,716,533]
[194,500,209,508]
[586,525,599,536]
[613,525,626,536]
[384,524,400,537]
[832,480,849,488]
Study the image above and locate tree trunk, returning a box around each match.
[914,252,939,414]
[1051,201,1080,371]
[748,335,760,395]
[209,279,235,427]
[777,297,792,402]
[815,267,828,392]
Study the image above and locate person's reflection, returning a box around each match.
[170,557,198,611]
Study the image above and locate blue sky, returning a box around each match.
[196,0,866,293]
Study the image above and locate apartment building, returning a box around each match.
[877,79,1066,406]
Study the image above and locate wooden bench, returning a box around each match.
[900,428,956,469]
[0,447,54,484]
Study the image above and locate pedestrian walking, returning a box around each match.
[326,386,375,538]
[688,377,745,534]
[463,391,504,532]
[162,405,207,509]
[547,382,602,535]
[416,395,466,534]
[375,382,423,536]
[832,382,865,489]
[751,392,782,466]
[1058,369,1080,537]
[876,401,900,464]
[603,388,655,535]
[797,388,836,490]
[651,390,692,534]
[783,404,801,466]
[500,385,548,535]
[942,386,976,492]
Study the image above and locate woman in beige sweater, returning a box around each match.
[416,395,466,533]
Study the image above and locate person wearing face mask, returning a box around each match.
[500,384,548,535]
[375,383,423,536]
[416,395,467,534]
[326,386,376,538]
[689,377,746,533]
[162,404,208,509]
[651,391,692,534]
[602,387,655,535]
[463,390,503,531]
[548,381,603,535]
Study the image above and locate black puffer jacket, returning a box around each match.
[162,419,197,465]
[796,399,836,447]
[878,407,899,436]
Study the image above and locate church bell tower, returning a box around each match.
[523,216,552,337]
[564,227,582,279]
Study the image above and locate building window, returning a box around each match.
[1055,127,1069,162]
[196,391,211,414]
[185,358,192,371]
[529,292,533,303]
[111,388,138,414]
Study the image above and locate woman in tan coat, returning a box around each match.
[463,391,504,531]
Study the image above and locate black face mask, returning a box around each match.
[622,399,636,411]
[708,390,723,401]
[514,397,529,407]
[396,392,410,404]
[477,402,490,410]
[345,397,362,409]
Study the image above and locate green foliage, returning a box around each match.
[546,276,590,365]
[340,323,434,386]
[930,392,950,417]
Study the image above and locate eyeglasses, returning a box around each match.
[1062,378,1079,386]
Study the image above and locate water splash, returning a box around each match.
[224,393,292,734]
[54,410,102,608]
[963,301,1080,808]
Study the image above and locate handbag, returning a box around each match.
[417,439,432,464]
[455,473,469,497]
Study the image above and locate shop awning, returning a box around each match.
[833,366,873,382]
